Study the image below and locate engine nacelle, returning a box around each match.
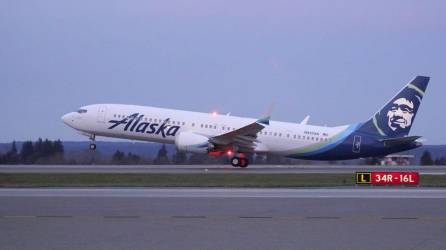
[175,131,212,154]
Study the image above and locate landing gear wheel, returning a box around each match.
[89,134,96,151]
[230,157,249,168]
[231,157,240,167]
[239,158,249,168]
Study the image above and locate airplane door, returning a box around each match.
[97,105,107,123]
[352,135,361,153]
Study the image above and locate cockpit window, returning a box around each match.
[77,109,88,114]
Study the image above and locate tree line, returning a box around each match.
[1,140,445,165]
[0,139,64,164]
[420,150,446,165]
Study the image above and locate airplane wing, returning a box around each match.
[209,116,269,153]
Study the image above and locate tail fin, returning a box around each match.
[357,76,429,138]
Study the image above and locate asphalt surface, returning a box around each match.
[1,164,446,174]
[1,188,446,250]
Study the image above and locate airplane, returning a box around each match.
[62,76,429,168]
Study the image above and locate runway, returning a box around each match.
[1,188,446,250]
[2,164,446,174]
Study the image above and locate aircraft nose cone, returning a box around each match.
[61,113,69,124]
[62,113,75,125]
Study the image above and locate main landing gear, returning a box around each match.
[231,157,249,168]
[89,134,96,151]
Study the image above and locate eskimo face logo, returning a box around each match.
[108,113,180,138]
[386,98,414,131]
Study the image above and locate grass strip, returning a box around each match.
[0,173,445,187]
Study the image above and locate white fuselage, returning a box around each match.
[62,104,348,156]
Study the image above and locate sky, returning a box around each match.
[0,0,445,144]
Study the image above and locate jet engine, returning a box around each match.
[175,131,213,154]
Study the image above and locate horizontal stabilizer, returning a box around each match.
[379,136,421,147]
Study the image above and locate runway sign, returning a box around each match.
[356,172,419,185]
[356,172,371,184]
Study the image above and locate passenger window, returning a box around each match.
[182,122,185,125]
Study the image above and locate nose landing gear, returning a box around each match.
[230,157,249,168]
[89,143,97,150]
[89,134,96,151]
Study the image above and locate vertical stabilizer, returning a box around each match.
[357,76,429,138]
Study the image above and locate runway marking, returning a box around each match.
[103,215,140,219]
[76,215,99,219]
[306,216,340,219]
[2,215,446,221]
[381,217,418,220]
[2,215,36,219]
[36,215,73,218]
[2,188,446,199]
[171,215,206,219]
[239,216,273,219]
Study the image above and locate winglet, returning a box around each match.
[300,115,310,125]
[257,102,275,125]
[257,116,270,125]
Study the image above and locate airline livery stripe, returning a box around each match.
[407,84,425,97]
[372,116,386,136]
[287,123,361,157]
